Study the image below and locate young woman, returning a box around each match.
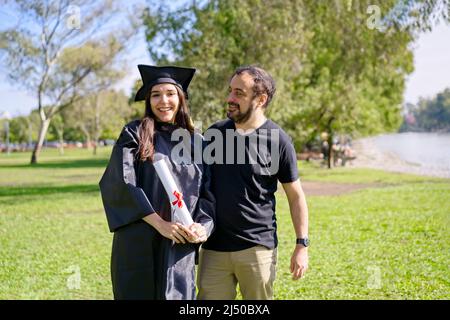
[99,65,215,300]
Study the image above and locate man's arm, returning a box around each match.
[282,179,309,280]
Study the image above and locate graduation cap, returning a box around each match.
[135,65,196,102]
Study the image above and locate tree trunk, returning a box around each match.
[58,128,64,155]
[93,94,101,156]
[325,117,335,169]
[327,133,333,169]
[79,124,92,150]
[84,133,92,149]
[30,118,51,164]
[28,120,33,150]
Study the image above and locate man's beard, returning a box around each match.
[227,103,255,124]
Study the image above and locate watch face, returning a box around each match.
[297,238,310,246]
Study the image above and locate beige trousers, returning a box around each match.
[197,245,277,300]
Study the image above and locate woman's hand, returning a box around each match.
[156,220,192,244]
[177,222,208,243]
[143,213,189,244]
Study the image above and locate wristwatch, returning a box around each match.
[296,237,310,247]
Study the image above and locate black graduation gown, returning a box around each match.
[99,120,215,300]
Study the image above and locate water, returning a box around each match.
[372,132,450,175]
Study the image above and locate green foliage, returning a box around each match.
[7,116,30,144]
[144,0,309,127]
[128,79,146,121]
[143,0,447,150]
[291,1,414,143]
[63,90,131,142]
[0,0,140,163]
[401,88,450,132]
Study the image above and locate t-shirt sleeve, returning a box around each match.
[277,137,299,183]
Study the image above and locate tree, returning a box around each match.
[128,79,146,121]
[403,88,450,132]
[48,112,65,154]
[0,0,140,163]
[144,0,309,127]
[143,0,449,167]
[287,0,417,167]
[8,116,29,144]
[61,65,127,155]
[290,0,449,166]
[64,89,130,154]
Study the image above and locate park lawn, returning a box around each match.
[0,148,449,299]
[0,148,112,299]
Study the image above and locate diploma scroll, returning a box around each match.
[153,159,194,226]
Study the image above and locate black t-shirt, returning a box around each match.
[202,119,299,251]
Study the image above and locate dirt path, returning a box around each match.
[299,181,382,196]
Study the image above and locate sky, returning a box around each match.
[0,7,449,118]
[403,23,450,103]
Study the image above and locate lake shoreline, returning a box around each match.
[351,134,450,179]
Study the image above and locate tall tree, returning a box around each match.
[143,0,449,167]
[288,0,416,167]
[64,89,130,154]
[8,116,28,145]
[48,112,65,154]
[407,88,450,132]
[0,0,140,163]
[144,0,309,127]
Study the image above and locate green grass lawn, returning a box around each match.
[0,148,449,299]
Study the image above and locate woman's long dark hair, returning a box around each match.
[138,85,194,162]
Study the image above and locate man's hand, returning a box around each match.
[177,222,207,243]
[290,246,308,280]
[155,220,189,244]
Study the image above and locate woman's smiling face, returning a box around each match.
[150,83,180,123]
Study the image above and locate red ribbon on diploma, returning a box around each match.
[172,191,183,208]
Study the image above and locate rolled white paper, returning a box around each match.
[153,158,194,226]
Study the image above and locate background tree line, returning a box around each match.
[0,0,142,162]
[400,87,450,132]
[143,0,448,167]
[0,89,132,152]
[1,0,448,165]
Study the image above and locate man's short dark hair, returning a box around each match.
[232,65,276,108]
